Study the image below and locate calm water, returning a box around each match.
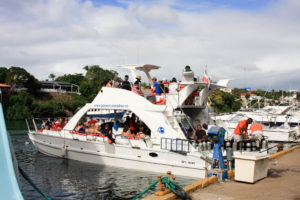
[7,120,196,200]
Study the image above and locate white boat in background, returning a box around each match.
[27,64,269,178]
[214,111,300,142]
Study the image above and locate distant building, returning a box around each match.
[39,81,80,95]
[220,88,232,94]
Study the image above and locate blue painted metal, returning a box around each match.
[207,126,228,180]
[0,91,24,199]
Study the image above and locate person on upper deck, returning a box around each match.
[234,118,253,142]
[132,76,143,95]
[134,76,142,91]
[183,65,192,72]
[121,75,131,91]
[112,76,121,88]
[152,77,160,95]
[105,79,112,87]
[169,77,178,95]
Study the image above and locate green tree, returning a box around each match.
[82,65,117,99]
[0,67,9,83]
[48,73,56,81]
[209,90,242,113]
[56,73,84,86]
[6,66,41,93]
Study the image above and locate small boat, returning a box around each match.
[27,64,264,178]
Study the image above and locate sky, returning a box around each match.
[0,0,300,90]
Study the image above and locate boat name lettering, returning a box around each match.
[94,104,129,108]
[181,161,195,165]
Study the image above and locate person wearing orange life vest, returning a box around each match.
[249,123,263,146]
[234,118,253,142]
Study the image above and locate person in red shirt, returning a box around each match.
[234,118,253,142]
[87,117,97,127]
[249,123,263,147]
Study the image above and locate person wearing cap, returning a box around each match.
[183,65,192,72]
[234,118,253,141]
[134,76,142,91]
[152,77,160,95]
[121,75,131,91]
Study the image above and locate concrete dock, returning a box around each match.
[191,147,300,200]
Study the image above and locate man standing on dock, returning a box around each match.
[234,118,253,141]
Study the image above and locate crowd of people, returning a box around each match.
[72,114,151,141]
[121,114,150,139]
[41,118,69,130]
[104,74,180,97]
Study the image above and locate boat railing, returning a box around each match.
[160,137,191,153]
[25,117,70,132]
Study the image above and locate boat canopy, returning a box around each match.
[120,64,160,87]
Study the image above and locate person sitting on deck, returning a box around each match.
[75,122,85,133]
[121,75,131,91]
[88,117,97,127]
[41,121,46,129]
[129,114,137,133]
[193,124,208,143]
[234,118,253,142]
[87,123,97,134]
[121,125,132,137]
[56,118,64,130]
[136,125,146,139]
[63,118,69,127]
[101,124,115,144]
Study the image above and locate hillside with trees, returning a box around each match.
[1,65,298,120]
[1,65,116,120]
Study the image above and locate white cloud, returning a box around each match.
[0,0,299,90]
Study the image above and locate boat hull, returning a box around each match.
[28,131,207,179]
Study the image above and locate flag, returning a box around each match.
[202,69,210,88]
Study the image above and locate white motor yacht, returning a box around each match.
[27,64,262,179]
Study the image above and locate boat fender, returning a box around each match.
[61,145,67,157]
